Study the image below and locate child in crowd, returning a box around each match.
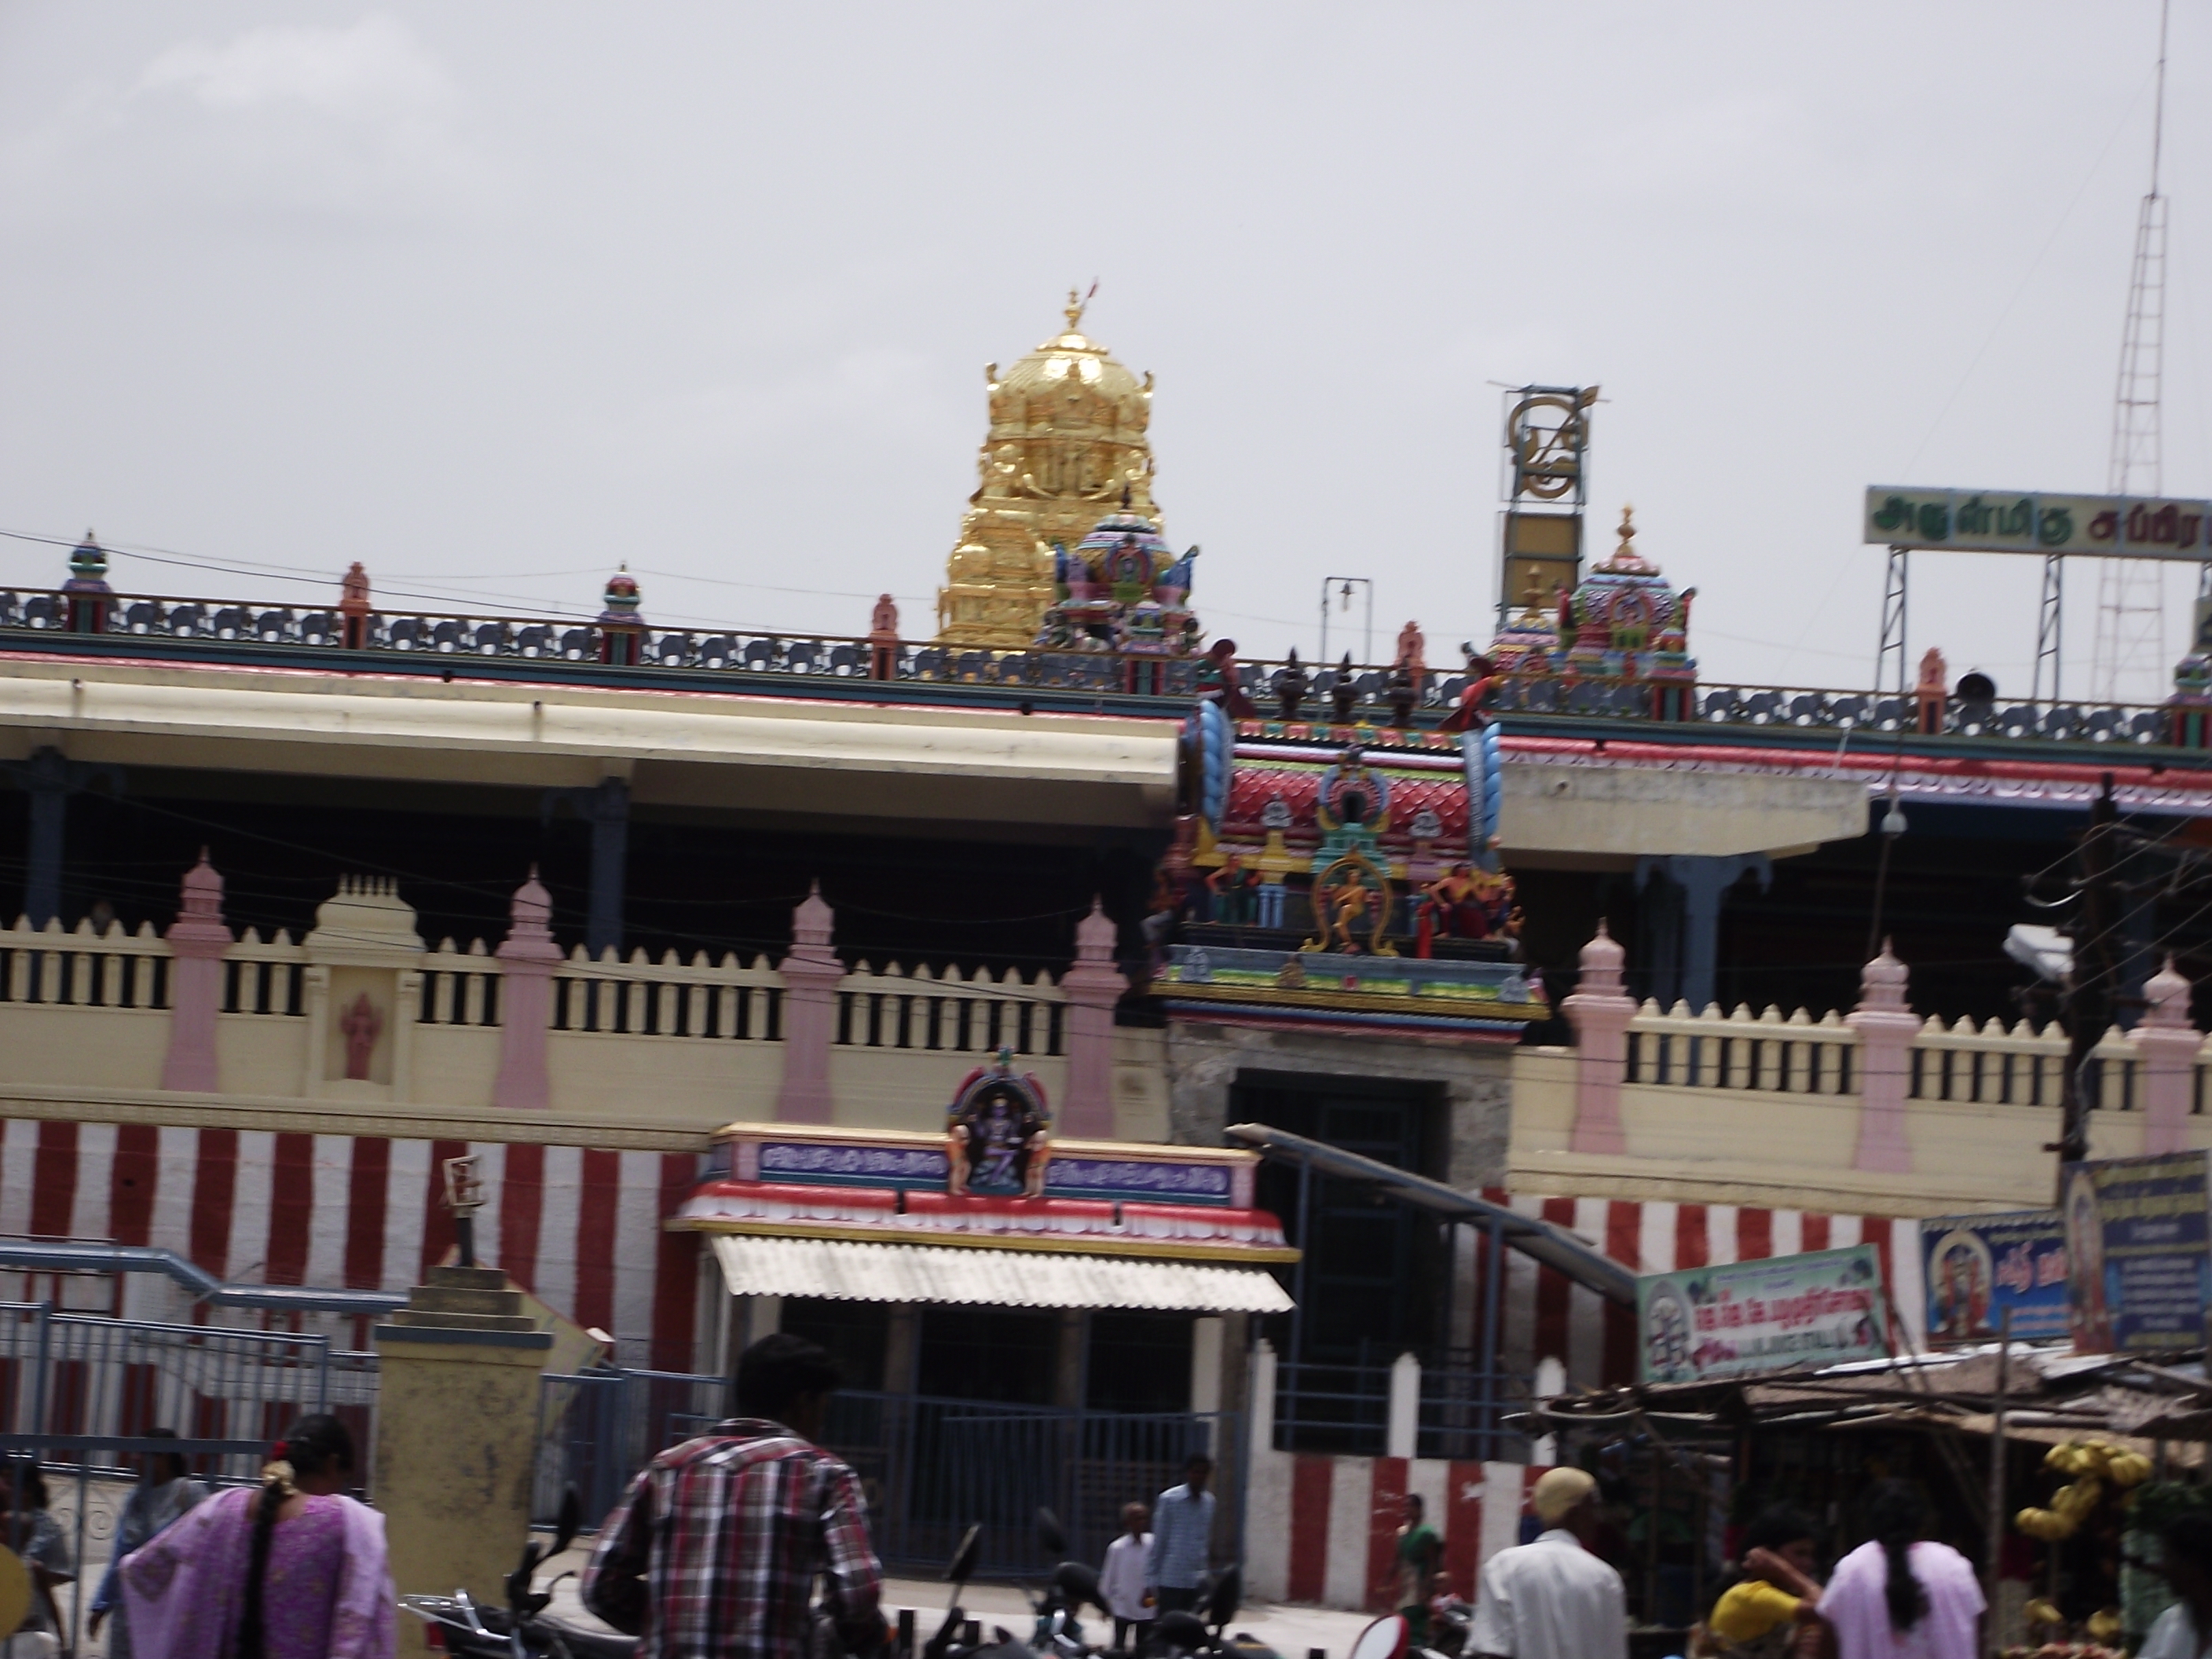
[1101,1501,1155,1652]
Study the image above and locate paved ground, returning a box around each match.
[533,1550,1381,1659]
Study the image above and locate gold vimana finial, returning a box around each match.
[1617,504,1635,551]
[1064,287,1086,332]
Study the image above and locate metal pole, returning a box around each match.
[1875,546,1910,707]
[1983,1307,2012,1659]
[2057,778,2120,1199]
[1478,1215,1503,1459]
[1287,1158,1313,1372]
[2035,555,2065,705]
[1320,578,1372,666]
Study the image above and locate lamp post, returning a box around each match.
[1319,577,1372,667]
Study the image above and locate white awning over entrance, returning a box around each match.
[709,1234,1292,1313]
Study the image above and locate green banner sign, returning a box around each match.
[1864,486,2212,558]
[1639,1244,1888,1384]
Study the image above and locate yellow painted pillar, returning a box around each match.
[372,1265,553,1651]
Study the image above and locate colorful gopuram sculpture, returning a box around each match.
[1476,506,1699,718]
[936,294,1165,648]
[1149,700,1546,1041]
[1031,497,1200,661]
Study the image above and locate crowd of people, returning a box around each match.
[0,1332,2203,1659]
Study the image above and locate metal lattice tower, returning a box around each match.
[2090,0,2173,704]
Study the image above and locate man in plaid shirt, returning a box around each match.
[584,1333,884,1657]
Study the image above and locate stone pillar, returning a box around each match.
[2136,956,2199,1155]
[1189,1317,1224,1416]
[1053,1309,1086,1408]
[20,748,69,930]
[161,851,233,1092]
[1385,1350,1421,1459]
[584,778,630,957]
[1247,1338,1277,1457]
[1848,941,1917,1174]
[373,1266,553,1649]
[493,866,562,1111]
[1563,921,1634,1155]
[543,777,630,958]
[1060,898,1128,1137]
[775,883,845,1123]
[1635,854,1770,1013]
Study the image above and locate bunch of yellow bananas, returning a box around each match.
[2045,1440,2112,1477]
[2107,1451,2154,1487]
[2042,1438,2149,1482]
[2015,1505,2072,1541]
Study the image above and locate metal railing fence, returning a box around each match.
[5,582,2201,745]
[0,1302,381,1654]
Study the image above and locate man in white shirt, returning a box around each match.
[2140,1511,2212,1659]
[1470,1467,1627,1659]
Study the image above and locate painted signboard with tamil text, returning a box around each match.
[1638,1245,1888,1384]
[2063,1152,2212,1355]
[1864,487,2212,559]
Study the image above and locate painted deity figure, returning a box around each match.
[946,1052,1052,1199]
[338,994,382,1082]
[1393,620,1426,693]
[1415,865,1518,954]
[1206,854,1260,925]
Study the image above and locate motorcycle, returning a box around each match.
[1029,1511,1104,1659]
[921,1526,1055,1659]
[1423,1595,1474,1659]
[1148,1565,1250,1659]
[402,1488,640,1659]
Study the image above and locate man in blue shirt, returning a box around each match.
[1145,1454,1216,1613]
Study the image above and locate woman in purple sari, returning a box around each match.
[118,1414,395,1659]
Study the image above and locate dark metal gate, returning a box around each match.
[537,1369,1237,1580]
[827,1390,1238,1578]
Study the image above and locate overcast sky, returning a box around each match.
[2,3,2207,703]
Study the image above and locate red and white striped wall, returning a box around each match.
[0,1118,703,1369]
[1485,1192,1928,1390]
[1248,1195,1930,1611]
[1247,1450,1556,1610]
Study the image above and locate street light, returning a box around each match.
[1319,576,1372,666]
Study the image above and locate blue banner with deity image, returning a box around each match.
[2062,1152,2212,1355]
[1918,1210,2068,1346]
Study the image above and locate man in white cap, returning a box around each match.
[1470,1467,1626,1659]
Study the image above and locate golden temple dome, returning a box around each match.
[987,293,1155,432]
[936,293,1163,648]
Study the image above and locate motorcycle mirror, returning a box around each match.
[947,1523,983,1589]
[554,1485,583,1558]
[1035,1507,1068,1556]
[1349,1613,1409,1659]
[1205,1564,1243,1629]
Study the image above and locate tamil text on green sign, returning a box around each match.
[1638,1245,1887,1384]
[1864,487,2212,558]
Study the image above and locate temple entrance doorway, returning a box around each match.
[1236,1070,1449,1451]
